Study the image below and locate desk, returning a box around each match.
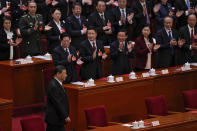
[0,98,13,131]
[64,66,197,131]
[0,58,53,106]
[88,113,197,131]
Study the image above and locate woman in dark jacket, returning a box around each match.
[0,16,22,61]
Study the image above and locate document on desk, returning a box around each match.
[71,81,85,85]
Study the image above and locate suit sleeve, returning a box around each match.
[79,43,94,63]
[65,18,82,37]
[156,30,171,49]
[52,49,71,66]
[48,84,69,120]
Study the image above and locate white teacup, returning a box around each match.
[108,75,114,82]
[45,53,51,59]
[88,78,94,85]
[26,55,32,61]
[184,62,190,70]
[132,121,139,129]
[149,68,155,75]
[138,120,145,128]
[129,72,136,79]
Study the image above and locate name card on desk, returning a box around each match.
[142,73,150,78]
[152,121,160,126]
[116,77,123,82]
[161,69,169,74]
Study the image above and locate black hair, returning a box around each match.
[87,26,97,33]
[54,65,66,75]
[60,32,71,41]
[51,8,61,14]
[72,2,82,9]
[117,28,128,36]
[140,24,153,42]
[96,0,106,6]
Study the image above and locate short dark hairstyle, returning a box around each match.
[72,2,82,9]
[28,0,37,6]
[3,16,11,23]
[87,26,97,33]
[51,8,61,14]
[60,32,71,40]
[96,0,105,6]
[54,65,66,75]
[117,29,128,36]
[164,16,173,22]
[188,13,196,19]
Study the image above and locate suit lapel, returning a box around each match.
[52,20,61,34]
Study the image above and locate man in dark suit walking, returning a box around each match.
[155,16,179,68]
[45,65,71,131]
[177,14,197,64]
[52,33,77,83]
[66,2,87,50]
[79,27,107,80]
[88,0,115,46]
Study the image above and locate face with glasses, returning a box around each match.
[72,5,82,16]
[61,36,71,48]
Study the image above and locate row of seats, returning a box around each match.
[14,89,197,131]
[84,89,197,129]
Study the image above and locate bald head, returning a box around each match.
[164,16,173,30]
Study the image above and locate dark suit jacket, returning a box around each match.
[156,28,179,68]
[79,39,105,80]
[52,45,77,83]
[66,14,87,50]
[132,1,153,38]
[35,0,51,25]
[156,2,175,30]
[110,40,134,75]
[177,26,197,64]
[45,78,69,125]
[0,29,17,61]
[134,36,153,69]
[175,0,197,28]
[111,7,136,35]
[88,11,115,46]
[46,20,66,54]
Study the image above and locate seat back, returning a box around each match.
[20,116,45,131]
[182,89,197,109]
[145,95,168,116]
[0,126,2,131]
[85,105,108,127]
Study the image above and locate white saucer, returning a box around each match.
[107,80,115,83]
[150,73,157,76]
[139,126,145,128]
[129,77,137,79]
[131,126,140,129]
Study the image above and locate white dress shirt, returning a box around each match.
[4,29,14,60]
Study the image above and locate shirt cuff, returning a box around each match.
[185,10,189,16]
[0,10,2,15]
[119,20,122,26]
[81,30,84,34]
[190,45,192,50]
[128,20,133,24]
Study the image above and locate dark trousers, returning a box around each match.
[46,124,65,131]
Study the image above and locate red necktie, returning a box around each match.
[92,42,96,51]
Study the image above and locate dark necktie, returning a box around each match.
[101,14,105,24]
[191,29,195,56]
[92,42,96,51]
[77,17,81,26]
[143,4,150,24]
[121,9,126,19]
[169,30,174,55]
